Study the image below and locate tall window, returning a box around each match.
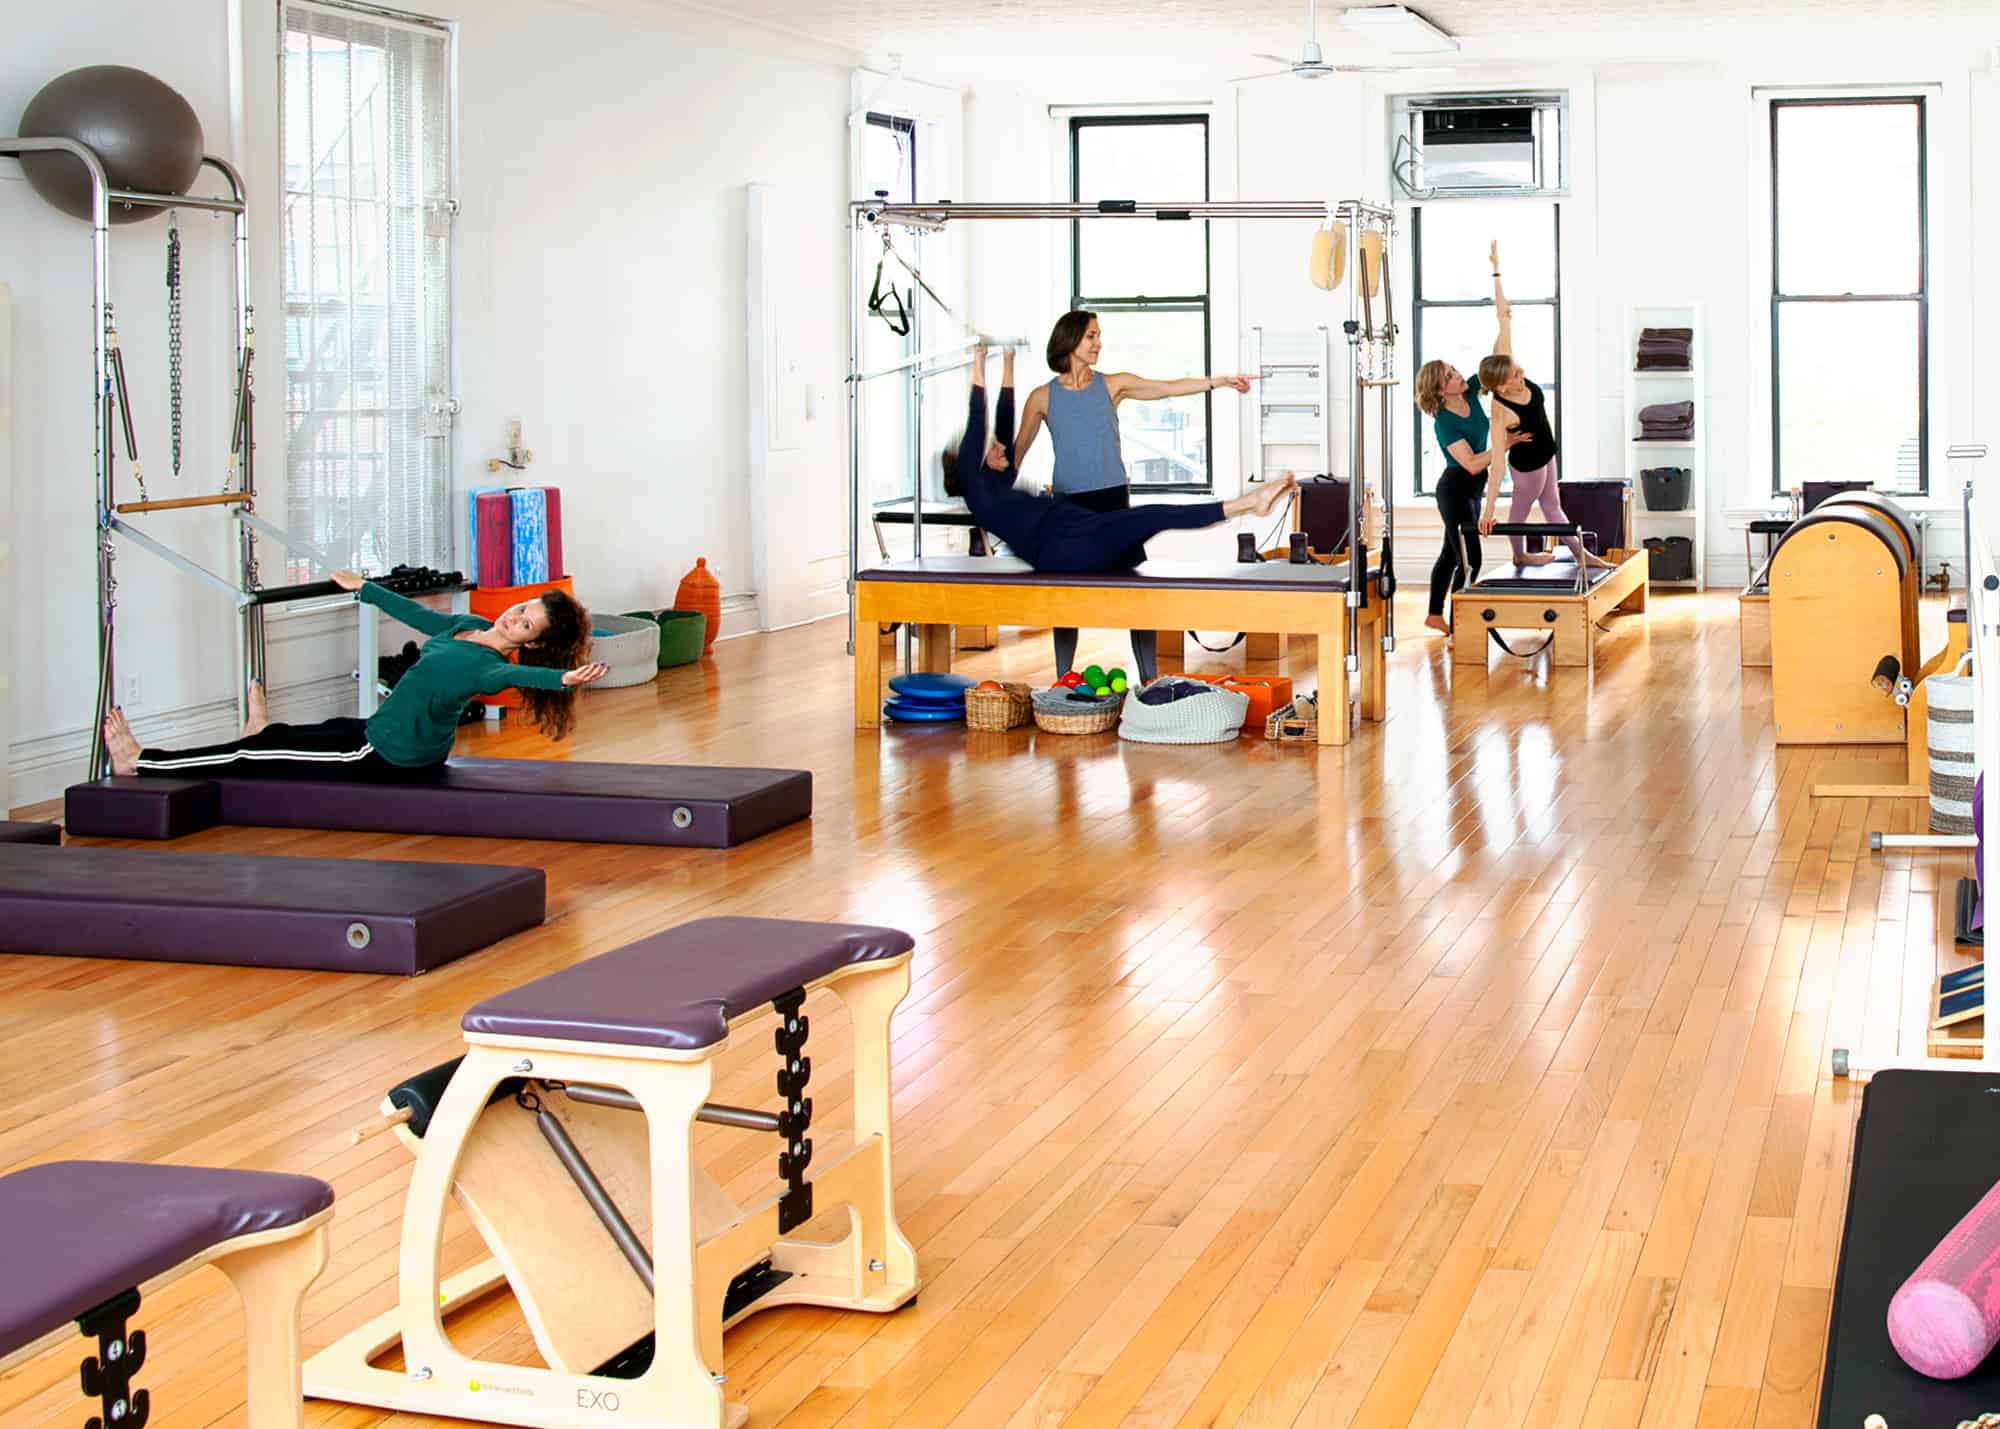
[1410,203,1561,494]
[859,112,921,508]
[280,0,453,583]
[1070,116,1212,492]
[1770,97,1927,493]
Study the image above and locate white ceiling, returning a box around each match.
[695,0,2000,73]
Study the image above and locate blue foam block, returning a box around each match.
[511,488,550,584]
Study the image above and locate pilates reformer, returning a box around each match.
[1449,515,1651,668]
[306,916,919,1429]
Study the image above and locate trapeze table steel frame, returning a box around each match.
[843,197,1399,697]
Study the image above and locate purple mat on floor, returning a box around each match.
[0,820,60,845]
[0,844,545,974]
[463,916,914,1051]
[0,1160,331,1360]
[64,760,812,847]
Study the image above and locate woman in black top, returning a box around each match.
[1475,245,1612,571]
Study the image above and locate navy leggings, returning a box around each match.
[958,383,1222,681]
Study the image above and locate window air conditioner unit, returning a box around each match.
[1392,92,1567,198]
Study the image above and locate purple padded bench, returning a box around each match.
[0,819,61,845]
[0,1160,332,1428]
[305,917,921,1421]
[0,844,545,975]
[63,758,812,846]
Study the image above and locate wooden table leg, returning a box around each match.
[856,620,882,728]
[917,624,954,672]
[1361,625,1386,722]
[1552,608,1591,668]
[1319,624,1349,746]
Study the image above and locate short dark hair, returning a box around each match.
[1046,309,1097,373]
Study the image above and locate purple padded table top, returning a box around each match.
[463,916,915,1052]
[0,844,545,975]
[0,1161,331,1359]
[1472,561,1618,594]
[858,555,1375,594]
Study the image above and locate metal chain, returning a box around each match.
[166,212,183,479]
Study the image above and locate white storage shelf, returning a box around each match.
[1623,303,1706,590]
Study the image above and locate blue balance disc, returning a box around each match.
[883,698,965,723]
[888,671,978,698]
[880,690,966,712]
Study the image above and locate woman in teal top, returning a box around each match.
[102,572,606,780]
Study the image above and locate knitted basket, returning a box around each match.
[1118,681,1251,744]
[1031,688,1123,734]
[1929,663,1977,834]
[589,613,662,689]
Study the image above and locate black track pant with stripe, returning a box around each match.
[135,717,441,782]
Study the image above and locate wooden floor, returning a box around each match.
[0,590,1974,1429]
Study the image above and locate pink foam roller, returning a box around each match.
[1888,1175,2000,1378]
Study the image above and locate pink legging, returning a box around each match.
[1507,456,1588,564]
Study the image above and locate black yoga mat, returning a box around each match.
[1820,1068,2000,1426]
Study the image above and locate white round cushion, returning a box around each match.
[1118,681,1250,744]
[590,613,660,689]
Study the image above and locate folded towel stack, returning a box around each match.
[1635,326,1693,371]
[1638,399,1695,441]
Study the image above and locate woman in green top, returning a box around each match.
[102,572,606,780]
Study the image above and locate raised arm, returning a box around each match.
[1489,240,1513,357]
[339,570,460,637]
[1107,371,1257,404]
[1012,385,1048,470]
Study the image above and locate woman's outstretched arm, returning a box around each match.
[1107,372,1257,404]
[1490,240,1513,357]
[336,569,461,637]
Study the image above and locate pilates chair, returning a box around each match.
[305,915,919,1429]
[0,1161,332,1429]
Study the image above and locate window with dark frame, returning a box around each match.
[1069,115,1213,493]
[1769,96,1928,495]
[1408,203,1562,497]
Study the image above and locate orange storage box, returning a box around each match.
[1179,673,1293,732]
[467,576,575,710]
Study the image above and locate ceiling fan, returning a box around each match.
[1232,0,1450,83]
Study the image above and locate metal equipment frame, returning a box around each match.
[0,136,259,777]
[845,197,1400,688]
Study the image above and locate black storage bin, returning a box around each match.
[1640,466,1691,511]
[1644,536,1695,581]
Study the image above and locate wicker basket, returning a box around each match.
[1265,700,1320,744]
[966,682,1031,732]
[1032,692,1124,735]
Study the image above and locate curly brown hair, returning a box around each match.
[516,588,590,741]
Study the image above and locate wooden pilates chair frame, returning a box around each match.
[304,953,918,1429]
[855,571,1385,745]
[1448,521,1650,671]
[1810,618,1970,800]
[0,1212,330,1429]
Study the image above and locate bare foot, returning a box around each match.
[1585,551,1617,569]
[1424,614,1450,637]
[1518,551,1556,566]
[1252,473,1296,518]
[102,709,141,776]
[242,680,270,737]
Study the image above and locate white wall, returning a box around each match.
[5,0,856,805]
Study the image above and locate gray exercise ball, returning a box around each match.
[17,66,205,224]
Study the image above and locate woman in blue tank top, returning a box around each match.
[1011,310,1258,680]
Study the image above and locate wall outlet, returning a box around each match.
[120,673,143,708]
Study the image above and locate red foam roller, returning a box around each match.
[475,491,513,589]
[1888,1174,2000,1378]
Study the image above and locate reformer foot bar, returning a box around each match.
[1450,522,1650,670]
[305,916,920,1429]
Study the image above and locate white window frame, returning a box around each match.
[276,0,458,582]
[1748,78,1968,507]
